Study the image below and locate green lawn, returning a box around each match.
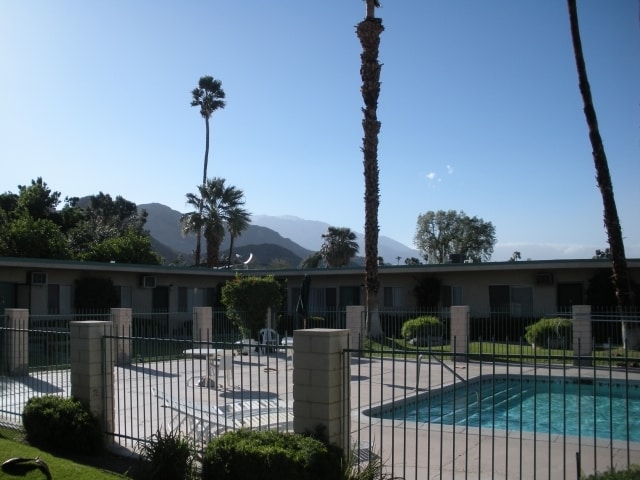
[0,428,136,480]
[361,337,640,367]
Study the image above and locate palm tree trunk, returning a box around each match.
[357,5,384,339]
[567,0,637,347]
[202,117,211,185]
[195,119,211,267]
[194,231,202,266]
[228,235,236,268]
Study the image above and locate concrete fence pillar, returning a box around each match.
[193,306,213,343]
[293,329,350,452]
[572,305,592,367]
[4,309,29,376]
[111,308,132,365]
[70,321,114,444]
[346,305,365,351]
[450,306,470,359]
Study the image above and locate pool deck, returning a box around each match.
[2,353,639,479]
[355,357,640,479]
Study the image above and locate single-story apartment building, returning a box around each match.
[1,256,638,321]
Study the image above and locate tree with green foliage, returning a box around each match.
[16,178,61,219]
[220,274,283,338]
[0,216,71,259]
[191,75,226,266]
[414,210,496,264]
[404,257,421,266]
[300,251,323,269]
[79,229,160,264]
[0,179,158,264]
[83,192,147,234]
[202,179,248,268]
[358,0,384,339]
[67,192,155,263]
[182,178,248,268]
[0,178,71,259]
[320,226,359,267]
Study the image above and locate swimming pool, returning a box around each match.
[367,375,640,442]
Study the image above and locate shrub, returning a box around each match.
[135,430,196,480]
[221,274,283,338]
[400,315,443,340]
[524,317,572,348]
[22,395,103,455]
[201,429,342,480]
[582,465,640,479]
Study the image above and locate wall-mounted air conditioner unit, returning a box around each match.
[29,272,48,285]
[142,276,157,288]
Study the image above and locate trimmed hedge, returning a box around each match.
[400,315,443,340]
[22,395,103,455]
[201,429,342,480]
[524,317,572,348]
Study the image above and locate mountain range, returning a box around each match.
[139,203,420,268]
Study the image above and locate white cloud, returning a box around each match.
[426,172,437,181]
[446,164,454,174]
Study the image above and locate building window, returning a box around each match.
[291,287,336,312]
[383,286,403,308]
[118,286,132,308]
[339,286,361,307]
[441,285,463,307]
[192,288,205,307]
[489,285,533,317]
[178,287,188,312]
[47,284,60,314]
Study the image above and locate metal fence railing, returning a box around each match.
[1,325,72,428]
[349,340,640,479]
[2,307,640,478]
[107,334,293,455]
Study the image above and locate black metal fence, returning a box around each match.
[2,308,640,479]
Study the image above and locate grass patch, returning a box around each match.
[360,337,640,368]
[0,427,135,479]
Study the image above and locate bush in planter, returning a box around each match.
[201,429,342,480]
[400,315,443,344]
[524,317,572,348]
[22,395,103,455]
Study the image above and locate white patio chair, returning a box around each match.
[259,328,278,354]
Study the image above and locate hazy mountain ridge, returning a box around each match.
[250,214,420,263]
[139,203,420,266]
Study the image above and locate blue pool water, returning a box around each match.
[371,375,640,442]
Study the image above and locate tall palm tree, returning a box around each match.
[226,206,252,267]
[190,76,226,265]
[567,0,637,347]
[191,76,226,185]
[180,193,204,266]
[199,178,247,268]
[357,0,384,338]
[321,226,360,267]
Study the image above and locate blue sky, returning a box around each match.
[1,1,638,261]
